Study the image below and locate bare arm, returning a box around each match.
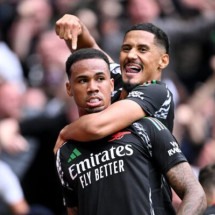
[54,99,145,153]
[67,207,78,215]
[55,14,114,63]
[166,162,206,215]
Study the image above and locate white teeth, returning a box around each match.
[89,98,99,103]
[128,65,139,69]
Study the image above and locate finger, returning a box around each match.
[54,146,57,154]
[54,137,60,154]
[54,143,60,154]
[54,136,64,154]
[60,24,67,39]
[71,34,77,50]
[55,21,60,36]
[54,142,58,154]
[56,22,66,39]
[64,22,72,40]
[71,25,81,50]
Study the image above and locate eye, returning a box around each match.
[139,45,148,53]
[139,47,147,53]
[78,78,88,84]
[121,45,131,52]
[97,76,105,82]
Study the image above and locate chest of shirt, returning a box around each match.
[60,129,152,188]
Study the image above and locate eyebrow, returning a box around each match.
[76,71,107,78]
[121,43,149,47]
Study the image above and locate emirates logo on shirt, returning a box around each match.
[108,131,131,142]
[68,144,134,189]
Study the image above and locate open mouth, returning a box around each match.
[125,64,142,73]
[89,98,100,103]
[86,97,102,107]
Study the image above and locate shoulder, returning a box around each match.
[133,80,170,93]
[136,117,167,132]
[57,140,77,161]
[127,80,173,105]
[132,117,175,146]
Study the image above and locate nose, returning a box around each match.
[127,49,138,59]
[87,80,99,93]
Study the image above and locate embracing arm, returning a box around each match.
[166,162,206,215]
[54,99,145,153]
[55,14,114,63]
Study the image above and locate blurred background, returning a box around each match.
[0,0,215,214]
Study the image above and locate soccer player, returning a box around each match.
[56,48,206,215]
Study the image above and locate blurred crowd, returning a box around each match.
[1,0,215,214]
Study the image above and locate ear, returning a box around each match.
[110,78,114,93]
[158,53,169,69]
[66,82,73,96]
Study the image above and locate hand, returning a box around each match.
[54,131,66,154]
[55,14,82,50]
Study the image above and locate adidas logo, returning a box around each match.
[67,148,81,163]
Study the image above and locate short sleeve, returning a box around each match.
[125,81,174,131]
[126,82,171,117]
[142,117,187,174]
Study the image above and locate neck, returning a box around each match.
[209,200,215,206]
[207,195,215,206]
[120,89,128,100]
